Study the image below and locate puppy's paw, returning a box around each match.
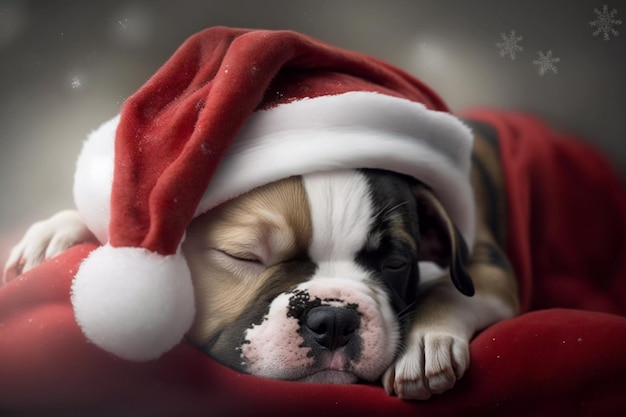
[3,210,96,283]
[383,331,469,400]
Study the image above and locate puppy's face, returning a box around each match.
[183,169,469,384]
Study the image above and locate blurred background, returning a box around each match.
[1,0,624,267]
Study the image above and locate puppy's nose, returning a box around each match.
[303,306,360,351]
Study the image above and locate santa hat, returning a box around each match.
[71,27,475,361]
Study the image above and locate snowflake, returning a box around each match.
[533,50,560,76]
[496,30,524,60]
[118,18,130,31]
[71,76,82,89]
[589,4,622,41]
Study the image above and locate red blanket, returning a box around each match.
[1,110,625,416]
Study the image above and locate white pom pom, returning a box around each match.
[71,244,195,361]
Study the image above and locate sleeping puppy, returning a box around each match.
[3,126,518,400]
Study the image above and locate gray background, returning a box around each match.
[1,0,624,266]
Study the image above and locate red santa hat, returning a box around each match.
[71,27,475,361]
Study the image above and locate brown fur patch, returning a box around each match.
[182,176,312,346]
[470,132,508,245]
[468,132,520,314]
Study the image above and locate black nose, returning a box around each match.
[302,306,360,351]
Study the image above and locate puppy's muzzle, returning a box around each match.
[301,306,361,351]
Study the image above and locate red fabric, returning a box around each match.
[1,110,625,416]
[112,26,447,255]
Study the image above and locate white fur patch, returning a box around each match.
[241,292,314,379]
[303,170,374,263]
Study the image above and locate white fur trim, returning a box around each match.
[73,92,475,246]
[71,244,195,361]
[73,116,118,243]
[201,92,475,246]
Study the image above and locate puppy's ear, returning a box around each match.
[415,185,474,296]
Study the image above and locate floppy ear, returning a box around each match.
[415,185,475,296]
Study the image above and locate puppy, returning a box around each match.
[3,128,518,400]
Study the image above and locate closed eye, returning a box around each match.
[212,248,266,281]
[380,254,418,314]
[216,249,263,264]
[382,256,410,272]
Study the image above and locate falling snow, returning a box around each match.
[71,76,82,89]
[589,4,622,41]
[110,5,153,47]
[533,50,560,76]
[496,30,524,60]
[118,18,130,31]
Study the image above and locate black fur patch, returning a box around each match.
[356,169,421,317]
[286,289,360,322]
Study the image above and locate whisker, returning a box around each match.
[372,201,393,221]
[382,201,409,218]
[395,300,419,322]
[372,200,409,222]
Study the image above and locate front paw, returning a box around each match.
[3,210,95,283]
[383,331,470,400]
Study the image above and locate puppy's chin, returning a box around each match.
[297,370,358,385]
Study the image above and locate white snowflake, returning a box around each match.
[533,50,560,76]
[589,4,622,41]
[496,30,524,60]
[118,18,130,31]
[71,76,82,89]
